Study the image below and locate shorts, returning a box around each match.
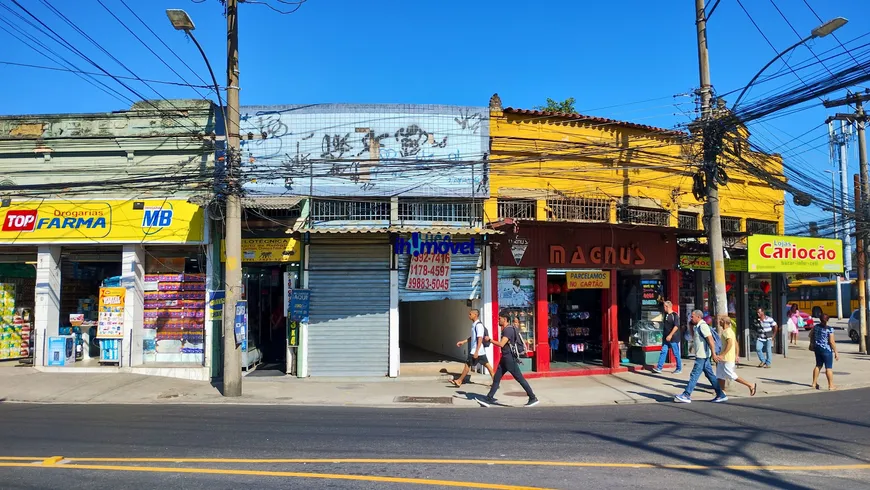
[466,354,489,367]
[716,361,738,381]
[815,350,834,370]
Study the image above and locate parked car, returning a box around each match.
[849,309,863,343]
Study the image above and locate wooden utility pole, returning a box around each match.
[826,91,869,353]
[694,0,729,322]
[222,0,243,395]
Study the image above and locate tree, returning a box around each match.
[536,97,578,114]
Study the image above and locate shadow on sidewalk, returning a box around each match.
[626,391,673,403]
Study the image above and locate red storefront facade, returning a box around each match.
[491,221,679,376]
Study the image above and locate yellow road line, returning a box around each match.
[0,457,45,461]
[42,456,63,465]
[56,457,870,472]
[0,462,550,490]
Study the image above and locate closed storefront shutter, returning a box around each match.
[397,235,482,302]
[307,238,390,376]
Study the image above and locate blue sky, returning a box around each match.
[1,0,868,227]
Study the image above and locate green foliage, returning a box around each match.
[535,97,577,114]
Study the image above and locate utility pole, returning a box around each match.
[694,0,729,322]
[838,120,853,275]
[825,91,870,353]
[222,0,243,396]
[855,175,867,354]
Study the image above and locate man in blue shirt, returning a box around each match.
[755,308,778,368]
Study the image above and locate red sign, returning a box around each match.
[2,210,37,232]
[406,253,451,291]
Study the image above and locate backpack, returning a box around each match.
[695,323,722,356]
[508,326,527,360]
[475,321,492,348]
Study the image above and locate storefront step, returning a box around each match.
[34,365,210,381]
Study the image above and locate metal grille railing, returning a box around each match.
[398,200,483,223]
[721,216,742,233]
[497,199,536,220]
[747,219,777,235]
[618,206,671,227]
[547,196,610,222]
[311,199,390,222]
[678,212,699,230]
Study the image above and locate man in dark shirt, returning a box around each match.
[478,312,539,407]
[653,301,682,374]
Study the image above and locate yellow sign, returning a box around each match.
[566,270,610,289]
[97,287,126,338]
[747,234,843,273]
[221,238,300,263]
[0,200,204,244]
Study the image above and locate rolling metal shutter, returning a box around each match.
[397,237,482,302]
[307,238,390,376]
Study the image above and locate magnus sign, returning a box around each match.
[395,233,477,256]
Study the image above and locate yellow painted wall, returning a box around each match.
[485,102,785,234]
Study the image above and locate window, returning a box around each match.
[618,206,671,227]
[311,200,390,222]
[747,219,777,235]
[398,200,482,223]
[497,199,536,220]
[678,212,699,230]
[547,196,610,222]
[721,216,742,233]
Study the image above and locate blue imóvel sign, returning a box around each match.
[395,233,476,256]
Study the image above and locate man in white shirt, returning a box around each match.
[674,310,726,404]
[450,309,494,388]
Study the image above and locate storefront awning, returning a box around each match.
[241,196,304,209]
[301,225,501,235]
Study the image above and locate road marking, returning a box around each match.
[0,457,45,461]
[42,456,63,465]
[0,462,551,490]
[56,457,870,472]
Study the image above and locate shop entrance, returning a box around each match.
[546,271,605,369]
[398,299,468,377]
[242,264,297,376]
[60,248,122,366]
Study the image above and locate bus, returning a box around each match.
[787,279,854,318]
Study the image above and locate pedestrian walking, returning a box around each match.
[674,310,726,404]
[811,314,840,391]
[755,308,778,368]
[714,317,756,401]
[653,301,682,374]
[477,312,539,407]
[786,303,801,346]
[451,309,495,388]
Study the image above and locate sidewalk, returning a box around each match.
[1,338,867,408]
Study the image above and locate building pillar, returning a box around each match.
[491,263,501,367]
[34,246,61,367]
[604,269,619,368]
[388,243,399,378]
[481,245,495,369]
[534,267,549,372]
[122,245,145,367]
[667,269,679,364]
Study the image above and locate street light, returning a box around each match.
[732,17,848,110]
[165,9,227,137]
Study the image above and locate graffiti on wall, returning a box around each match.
[239,105,489,197]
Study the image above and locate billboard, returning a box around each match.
[747,235,843,273]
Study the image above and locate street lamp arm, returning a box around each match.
[731,35,812,112]
[185,30,229,141]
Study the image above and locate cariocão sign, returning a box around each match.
[747,234,843,273]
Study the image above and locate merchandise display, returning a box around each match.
[143,273,206,363]
[0,284,33,360]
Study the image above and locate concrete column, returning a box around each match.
[481,244,494,367]
[34,246,61,367]
[297,243,310,378]
[122,245,145,367]
[389,241,400,377]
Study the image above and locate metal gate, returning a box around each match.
[307,238,390,376]
[397,237,482,302]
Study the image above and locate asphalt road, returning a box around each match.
[2,388,870,489]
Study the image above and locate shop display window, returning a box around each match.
[497,268,535,355]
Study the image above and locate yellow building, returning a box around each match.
[484,93,787,374]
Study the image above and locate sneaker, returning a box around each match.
[524,398,540,407]
[674,394,691,403]
[673,369,683,374]
[712,395,729,403]
[477,397,495,407]
[652,368,662,374]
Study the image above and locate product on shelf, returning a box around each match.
[143,271,206,359]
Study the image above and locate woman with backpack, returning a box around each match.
[477,311,539,408]
[811,314,840,391]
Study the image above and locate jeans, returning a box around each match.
[655,341,682,371]
[682,356,725,399]
[756,338,773,366]
[487,354,536,400]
